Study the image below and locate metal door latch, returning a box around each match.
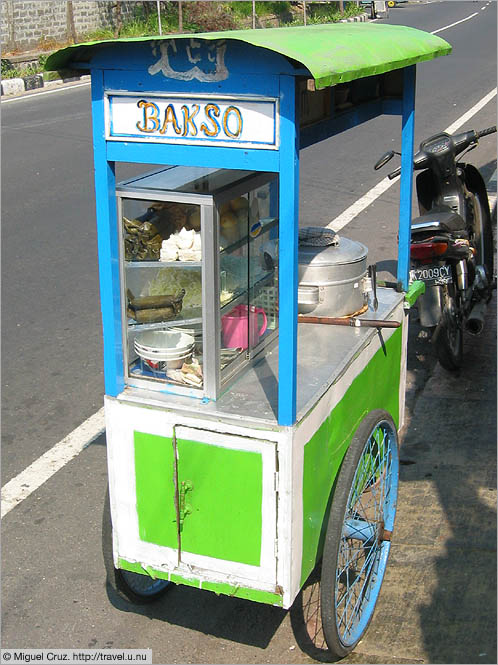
[179,480,193,531]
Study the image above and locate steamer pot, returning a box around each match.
[298,231,368,317]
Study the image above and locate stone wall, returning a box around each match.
[1,1,136,52]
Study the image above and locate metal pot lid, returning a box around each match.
[298,230,367,266]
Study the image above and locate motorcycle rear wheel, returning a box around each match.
[434,290,463,371]
[468,174,494,280]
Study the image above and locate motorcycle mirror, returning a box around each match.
[374,151,395,170]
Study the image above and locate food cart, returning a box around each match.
[46,23,451,658]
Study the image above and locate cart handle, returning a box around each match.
[298,315,400,329]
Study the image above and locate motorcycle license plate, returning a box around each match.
[410,264,452,286]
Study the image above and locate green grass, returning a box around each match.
[228,1,292,18]
[84,1,362,38]
[1,54,47,79]
[290,1,364,26]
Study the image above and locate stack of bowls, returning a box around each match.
[134,330,195,371]
[168,322,203,353]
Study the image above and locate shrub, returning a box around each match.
[184,2,237,32]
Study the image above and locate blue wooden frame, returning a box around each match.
[397,65,416,290]
[88,39,416,427]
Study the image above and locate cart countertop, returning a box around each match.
[118,287,405,429]
[45,24,451,89]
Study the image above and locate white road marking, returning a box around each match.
[327,88,497,232]
[1,408,105,518]
[431,12,479,34]
[444,88,497,134]
[2,10,496,516]
[326,176,394,232]
[1,81,90,104]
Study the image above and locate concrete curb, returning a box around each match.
[1,72,91,97]
[339,12,369,23]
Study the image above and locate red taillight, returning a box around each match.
[410,241,448,260]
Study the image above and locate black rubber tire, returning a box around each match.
[320,411,399,660]
[434,290,463,371]
[474,191,494,279]
[435,321,463,371]
[102,486,172,604]
[465,169,494,279]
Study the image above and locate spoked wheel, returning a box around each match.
[320,411,399,660]
[102,486,172,604]
[434,287,463,371]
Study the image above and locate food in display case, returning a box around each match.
[160,228,202,262]
[126,288,185,323]
[123,201,201,261]
[117,166,280,398]
[146,267,203,311]
[123,216,163,261]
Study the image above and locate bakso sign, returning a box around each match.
[105,93,278,149]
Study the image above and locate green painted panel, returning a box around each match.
[177,438,263,566]
[134,431,178,549]
[201,580,283,606]
[300,327,402,585]
[405,280,425,307]
[118,558,283,606]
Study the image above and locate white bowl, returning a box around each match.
[140,352,193,371]
[168,324,203,339]
[135,330,194,354]
[136,345,192,360]
[134,342,194,358]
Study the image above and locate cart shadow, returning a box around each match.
[105,582,287,649]
[252,354,278,419]
[288,563,340,663]
[396,295,497,662]
[375,259,398,281]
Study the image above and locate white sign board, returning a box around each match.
[106,93,279,149]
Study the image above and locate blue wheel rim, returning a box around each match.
[121,570,170,597]
[335,420,399,647]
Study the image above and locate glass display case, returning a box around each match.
[117,166,279,399]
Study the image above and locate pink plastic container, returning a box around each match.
[221,304,267,349]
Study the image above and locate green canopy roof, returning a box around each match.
[45,23,451,89]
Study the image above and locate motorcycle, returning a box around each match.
[374,125,496,370]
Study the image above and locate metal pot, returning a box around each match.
[298,231,368,317]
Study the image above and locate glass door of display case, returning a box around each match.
[216,180,279,389]
[118,190,210,397]
[116,167,279,400]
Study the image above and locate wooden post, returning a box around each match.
[66,1,77,44]
[178,0,183,32]
[156,0,162,35]
[114,1,122,39]
[252,0,256,29]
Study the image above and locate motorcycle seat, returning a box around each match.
[411,211,466,234]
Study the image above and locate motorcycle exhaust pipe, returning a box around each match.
[466,300,488,335]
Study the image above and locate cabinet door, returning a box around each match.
[133,425,278,584]
[176,435,263,566]
[134,430,178,550]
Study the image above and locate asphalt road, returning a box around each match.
[1,1,496,662]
